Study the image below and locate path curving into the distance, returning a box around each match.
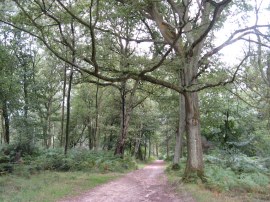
[58,160,195,202]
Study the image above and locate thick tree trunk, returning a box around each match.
[114,80,138,156]
[183,92,204,179]
[114,115,130,156]
[173,94,185,169]
[137,144,143,160]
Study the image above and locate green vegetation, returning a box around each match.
[167,150,270,202]
[0,146,137,202]
[0,145,137,175]
[0,171,120,202]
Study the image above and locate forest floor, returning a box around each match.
[58,160,195,202]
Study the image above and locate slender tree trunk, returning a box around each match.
[23,65,29,120]
[156,143,159,158]
[0,110,3,144]
[144,138,147,161]
[134,121,143,157]
[46,100,52,148]
[107,122,114,150]
[166,137,169,159]
[148,136,151,159]
[183,92,204,179]
[65,67,73,155]
[60,66,67,147]
[88,117,93,150]
[94,81,99,150]
[173,94,185,168]
[2,100,9,144]
[65,18,75,155]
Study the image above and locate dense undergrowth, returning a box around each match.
[0,143,137,177]
[167,149,270,201]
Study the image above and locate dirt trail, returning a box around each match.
[59,160,195,202]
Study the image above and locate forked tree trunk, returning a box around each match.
[183,92,204,179]
[115,81,139,157]
[114,112,131,156]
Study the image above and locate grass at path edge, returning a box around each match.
[0,171,121,202]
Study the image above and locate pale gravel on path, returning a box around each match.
[58,160,196,202]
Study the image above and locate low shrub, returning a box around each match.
[30,149,137,173]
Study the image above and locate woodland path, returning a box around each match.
[58,160,196,202]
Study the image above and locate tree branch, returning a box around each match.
[186,54,249,92]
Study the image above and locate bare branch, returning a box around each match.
[186,54,249,92]
[189,0,232,53]
[198,25,269,64]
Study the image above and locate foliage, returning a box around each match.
[26,149,136,172]
[167,161,270,202]
[205,149,269,173]
[0,135,139,176]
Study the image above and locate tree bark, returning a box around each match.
[65,18,75,155]
[94,81,100,150]
[87,117,93,150]
[166,136,169,159]
[115,81,127,156]
[114,80,139,157]
[156,143,159,158]
[134,121,143,157]
[173,94,185,168]
[148,136,151,159]
[60,66,67,147]
[144,137,147,160]
[46,99,52,148]
[183,92,204,179]
[2,100,9,144]
[65,67,73,155]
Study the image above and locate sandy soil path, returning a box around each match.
[58,160,195,202]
